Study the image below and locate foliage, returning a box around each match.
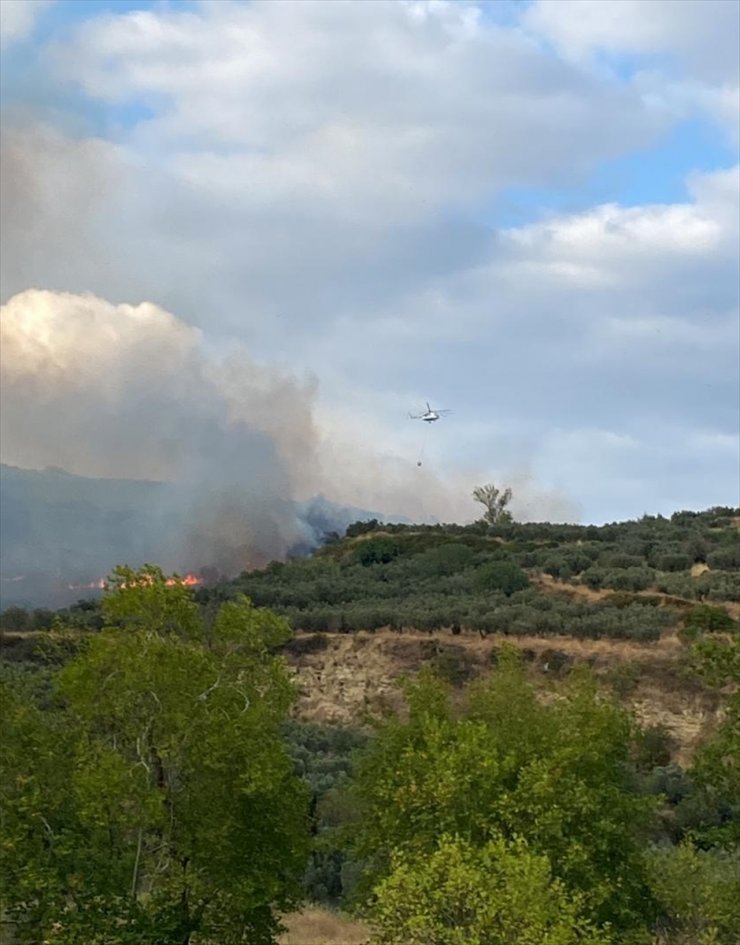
[474,560,530,596]
[0,567,309,945]
[647,843,740,945]
[0,605,31,631]
[197,511,740,640]
[472,484,513,526]
[283,722,369,904]
[684,634,740,847]
[684,604,736,633]
[348,656,657,939]
[354,539,402,567]
[632,725,675,770]
[369,835,608,945]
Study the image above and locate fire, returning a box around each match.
[68,574,202,591]
[172,574,201,587]
[68,578,106,590]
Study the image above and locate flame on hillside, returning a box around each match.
[68,574,203,591]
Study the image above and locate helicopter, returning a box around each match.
[409,402,451,423]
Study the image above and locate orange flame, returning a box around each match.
[68,574,202,591]
[171,574,201,587]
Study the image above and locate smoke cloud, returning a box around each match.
[0,289,322,575]
[0,288,578,602]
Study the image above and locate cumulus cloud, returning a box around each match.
[0,0,53,49]
[53,0,665,211]
[524,0,740,139]
[523,0,740,84]
[0,0,737,534]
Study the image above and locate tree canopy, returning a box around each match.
[0,566,309,945]
[349,654,657,941]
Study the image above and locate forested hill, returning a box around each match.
[196,507,740,640]
[2,509,739,944]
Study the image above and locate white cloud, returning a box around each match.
[0,1,737,524]
[523,0,740,84]
[0,0,53,49]
[523,0,740,139]
[54,0,666,217]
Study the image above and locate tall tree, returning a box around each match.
[349,657,656,940]
[472,484,513,525]
[0,566,309,945]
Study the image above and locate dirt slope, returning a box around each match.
[285,628,720,765]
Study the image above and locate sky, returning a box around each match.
[1,0,739,525]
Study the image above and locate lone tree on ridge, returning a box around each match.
[473,484,513,525]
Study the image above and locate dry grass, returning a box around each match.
[286,623,722,763]
[278,908,370,945]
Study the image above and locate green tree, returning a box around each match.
[647,843,740,945]
[0,605,29,632]
[472,484,513,526]
[369,835,608,945]
[0,566,309,945]
[349,657,656,938]
[685,634,740,847]
[475,560,529,596]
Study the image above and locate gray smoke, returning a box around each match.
[0,286,579,605]
[0,290,326,584]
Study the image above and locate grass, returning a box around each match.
[279,907,370,945]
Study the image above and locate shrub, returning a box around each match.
[431,645,479,686]
[633,724,675,770]
[657,553,693,573]
[684,604,736,633]
[354,539,401,566]
[475,561,530,597]
[606,661,642,698]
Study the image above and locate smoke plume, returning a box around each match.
[0,288,578,602]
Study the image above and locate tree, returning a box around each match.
[0,605,29,632]
[0,566,309,945]
[684,634,740,847]
[647,843,740,945]
[475,560,529,596]
[349,658,656,939]
[472,484,513,526]
[369,835,608,945]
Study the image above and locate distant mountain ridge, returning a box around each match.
[0,464,381,607]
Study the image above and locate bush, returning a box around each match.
[647,843,740,945]
[657,553,693,573]
[430,645,478,686]
[707,547,740,570]
[606,661,642,698]
[684,604,735,633]
[602,567,655,592]
[354,538,401,566]
[0,606,30,632]
[633,724,675,770]
[475,561,530,597]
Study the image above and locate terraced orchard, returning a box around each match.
[198,506,740,640]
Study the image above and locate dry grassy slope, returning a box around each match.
[278,908,369,945]
[285,619,722,767]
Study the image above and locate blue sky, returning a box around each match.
[1,0,738,524]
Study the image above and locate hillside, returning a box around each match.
[185,507,737,764]
[2,508,739,944]
[6,505,735,758]
[0,464,379,607]
[199,507,740,637]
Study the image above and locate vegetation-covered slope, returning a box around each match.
[1,510,738,944]
[197,507,740,640]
